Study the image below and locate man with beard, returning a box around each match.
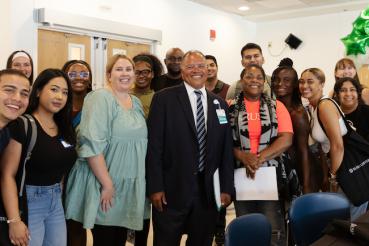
[205,55,229,100]
[153,48,184,91]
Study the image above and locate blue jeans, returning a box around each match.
[26,183,66,246]
[234,200,286,246]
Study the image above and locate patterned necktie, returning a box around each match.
[194,90,206,172]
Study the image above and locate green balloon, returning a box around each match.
[342,7,369,56]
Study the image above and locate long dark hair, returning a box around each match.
[271,58,301,107]
[27,69,75,144]
[6,50,34,83]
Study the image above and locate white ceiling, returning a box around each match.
[188,0,369,22]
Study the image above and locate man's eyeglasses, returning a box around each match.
[68,71,90,79]
[184,64,207,71]
[135,69,152,77]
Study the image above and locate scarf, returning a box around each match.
[229,91,279,168]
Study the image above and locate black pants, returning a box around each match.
[135,219,150,246]
[66,220,86,246]
[152,175,218,246]
[215,207,226,232]
[91,224,127,246]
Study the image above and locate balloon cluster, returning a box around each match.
[342,7,369,56]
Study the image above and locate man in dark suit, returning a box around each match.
[146,50,234,246]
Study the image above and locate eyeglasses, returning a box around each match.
[184,64,207,71]
[166,56,183,62]
[68,71,90,79]
[135,69,152,76]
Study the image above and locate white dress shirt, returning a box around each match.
[184,82,208,127]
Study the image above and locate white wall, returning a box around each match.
[0,0,38,70]
[2,0,365,91]
[256,10,361,94]
[2,0,256,84]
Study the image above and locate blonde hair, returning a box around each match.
[105,54,135,81]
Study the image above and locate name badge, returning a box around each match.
[60,139,73,148]
[216,109,227,124]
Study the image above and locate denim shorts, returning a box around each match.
[26,183,66,246]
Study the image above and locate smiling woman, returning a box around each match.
[300,68,368,220]
[229,64,293,246]
[131,54,163,119]
[0,68,76,246]
[334,77,369,141]
[271,59,312,193]
[64,54,148,246]
[6,50,34,83]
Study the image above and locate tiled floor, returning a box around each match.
[86,203,236,246]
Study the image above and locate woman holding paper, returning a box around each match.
[228,64,293,246]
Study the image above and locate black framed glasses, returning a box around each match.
[135,69,152,76]
[68,71,90,79]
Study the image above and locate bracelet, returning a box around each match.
[7,216,21,224]
[329,171,337,179]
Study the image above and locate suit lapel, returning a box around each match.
[177,85,197,136]
[206,91,215,140]
[205,91,217,160]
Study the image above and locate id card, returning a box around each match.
[216,109,227,124]
[60,139,73,148]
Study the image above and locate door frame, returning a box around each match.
[38,25,156,88]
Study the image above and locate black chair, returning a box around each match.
[288,192,350,245]
[225,213,271,246]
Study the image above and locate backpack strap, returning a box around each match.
[18,114,37,197]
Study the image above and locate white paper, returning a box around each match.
[213,168,221,211]
[234,167,278,201]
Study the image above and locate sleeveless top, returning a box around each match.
[310,97,347,153]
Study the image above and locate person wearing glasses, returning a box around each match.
[131,54,163,119]
[146,51,234,246]
[61,60,92,246]
[65,54,148,245]
[229,64,293,246]
[153,48,184,91]
[62,60,92,129]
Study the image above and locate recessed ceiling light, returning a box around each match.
[238,6,250,11]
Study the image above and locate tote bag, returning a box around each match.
[318,98,369,206]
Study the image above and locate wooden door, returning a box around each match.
[106,39,151,61]
[38,29,91,75]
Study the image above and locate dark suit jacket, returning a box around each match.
[146,83,234,209]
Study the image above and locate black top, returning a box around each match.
[0,127,10,153]
[153,74,183,92]
[345,104,369,142]
[9,117,77,186]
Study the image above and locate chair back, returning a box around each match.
[225,213,271,246]
[288,192,350,245]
